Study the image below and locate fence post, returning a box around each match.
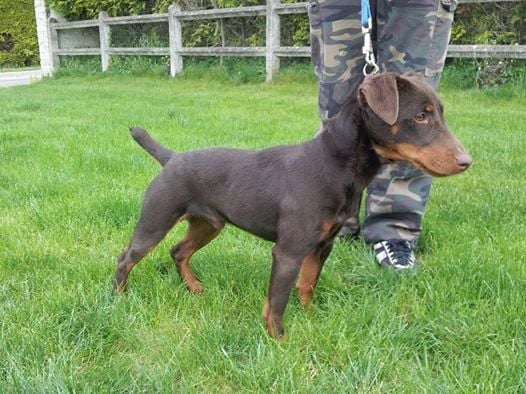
[168,5,183,77]
[99,11,110,72]
[47,19,60,74]
[34,0,54,75]
[266,0,280,82]
[220,18,226,66]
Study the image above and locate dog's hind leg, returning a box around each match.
[170,216,224,293]
[114,178,182,292]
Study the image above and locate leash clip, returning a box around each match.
[362,21,379,76]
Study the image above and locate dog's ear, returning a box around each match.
[358,74,399,126]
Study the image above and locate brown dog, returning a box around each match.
[114,72,471,339]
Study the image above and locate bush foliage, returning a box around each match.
[0,0,522,70]
[49,0,309,48]
[452,2,526,45]
[0,0,39,67]
[49,0,525,50]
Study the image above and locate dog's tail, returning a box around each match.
[130,127,175,166]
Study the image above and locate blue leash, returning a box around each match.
[361,0,372,29]
[361,0,379,75]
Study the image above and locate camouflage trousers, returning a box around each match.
[308,0,456,244]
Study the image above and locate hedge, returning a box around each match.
[0,0,39,68]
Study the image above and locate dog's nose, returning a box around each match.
[455,151,472,170]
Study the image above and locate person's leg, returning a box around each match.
[308,0,364,121]
[363,0,456,268]
[308,0,365,237]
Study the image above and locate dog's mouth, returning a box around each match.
[410,160,447,177]
[373,144,470,177]
[383,153,445,177]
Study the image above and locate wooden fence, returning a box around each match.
[48,0,526,81]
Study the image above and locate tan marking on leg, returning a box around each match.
[296,254,321,306]
[262,298,277,338]
[265,313,287,342]
[171,216,223,293]
[263,297,287,341]
[114,244,155,292]
[319,219,335,242]
[177,252,204,293]
[262,297,283,339]
[262,297,270,320]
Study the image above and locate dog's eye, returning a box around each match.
[414,113,427,123]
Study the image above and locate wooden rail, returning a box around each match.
[48,0,526,81]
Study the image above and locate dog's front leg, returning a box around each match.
[339,190,363,240]
[262,245,304,340]
[296,241,334,306]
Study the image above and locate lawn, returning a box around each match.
[1,68,525,392]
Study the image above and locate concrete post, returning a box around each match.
[98,11,110,71]
[34,0,54,75]
[265,0,280,82]
[168,5,183,77]
[48,18,60,72]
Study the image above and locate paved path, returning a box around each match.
[0,69,43,88]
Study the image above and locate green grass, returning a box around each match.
[1,66,525,392]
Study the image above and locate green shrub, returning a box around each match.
[109,55,168,76]
[50,0,147,20]
[442,58,526,92]
[0,0,39,68]
[452,2,525,45]
[49,0,309,49]
[50,0,526,88]
[56,56,109,76]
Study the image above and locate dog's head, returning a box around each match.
[358,72,472,176]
